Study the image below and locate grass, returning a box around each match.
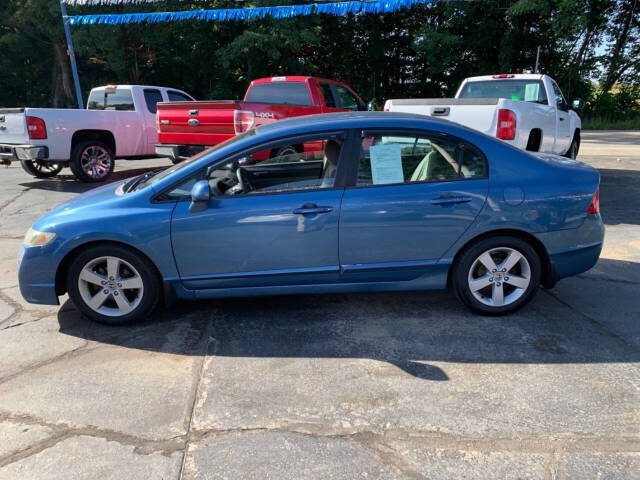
[581,116,640,130]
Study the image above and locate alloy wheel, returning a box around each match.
[80,145,112,180]
[467,247,531,307]
[77,256,144,317]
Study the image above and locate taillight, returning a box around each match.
[496,109,516,140]
[234,110,255,134]
[26,116,47,140]
[588,188,600,214]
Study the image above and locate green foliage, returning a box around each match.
[0,0,638,126]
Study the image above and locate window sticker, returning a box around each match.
[525,83,540,102]
[511,94,520,101]
[370,143,404,185]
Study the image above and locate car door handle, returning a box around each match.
[559,117,565,121]
[293,204,333,215]
[431,195,472,205]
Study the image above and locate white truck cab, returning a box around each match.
[0,85,193,182]
[384,74,583,158]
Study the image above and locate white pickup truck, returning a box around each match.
[384,74,584,158]
[0,85,193,182]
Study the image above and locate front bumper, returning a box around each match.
[155,144,205,161]
[18,243,60,306]
[0,144,49,165]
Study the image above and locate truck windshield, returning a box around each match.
[245,82,312,106]
[459,80,548,104]
[87,88,135,111]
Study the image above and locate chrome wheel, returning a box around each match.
[80,145,112,180]
[78,256,144,317]
[467,247,531,307]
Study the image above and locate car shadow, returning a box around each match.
[56,257,640,382]
[18,166,168,194]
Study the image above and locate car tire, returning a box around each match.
[564,137,579,159]
[66,244,161,325]
[20,159,64,178]
[69,140,115,183]
[452,236,541,315]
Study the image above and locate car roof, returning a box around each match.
[254,111,456,136]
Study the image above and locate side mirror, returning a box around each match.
[367,101,375,111]
[571,98,585,110]
[189,180,210,213]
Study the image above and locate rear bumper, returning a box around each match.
[0,144,49,165]
[536,214,605,285]
[155,144,205,161]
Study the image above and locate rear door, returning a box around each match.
[550,80,571,154]
[142,88,164,149]
[338,129,488,282]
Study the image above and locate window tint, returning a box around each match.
[356,134,486,186]
[143,89,163,114]
[459,80,548,104]
[167,91,193,102]
[244,82,312,106]
[87,88,135,111]
[205,137,342,196]
[335,85,359,110]
[320,83,336,108]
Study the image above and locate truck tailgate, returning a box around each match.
[157,101,241,146]
[0,108,28,144]
[387,98,499,136]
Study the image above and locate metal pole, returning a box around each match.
[59,0,84,109]
[534,45,541,74]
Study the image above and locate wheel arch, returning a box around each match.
[448,229,553,288]
[55,240,162,296]
[71,130,117,156]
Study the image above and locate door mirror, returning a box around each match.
[189,180,210,213]
[367,101,375,111]
[571,98,585,111]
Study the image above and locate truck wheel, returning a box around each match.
[564,137,579,159]
[69,141,115,183]
[20,160,64,178]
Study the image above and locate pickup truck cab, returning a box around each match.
[0,85,194,182]
[384,74,583,158]
[156,76,366,162]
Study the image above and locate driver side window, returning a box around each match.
[207,136,344,197]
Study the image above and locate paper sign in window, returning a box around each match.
[525,83,540,102]
[370,143,404,185]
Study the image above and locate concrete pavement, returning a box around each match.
[0,137,638,479]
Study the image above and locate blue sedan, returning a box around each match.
[18,112,603,324]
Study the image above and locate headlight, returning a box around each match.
[23,228,56,246]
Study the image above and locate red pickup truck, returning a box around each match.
[155,76,366,162]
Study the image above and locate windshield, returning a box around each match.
[459,80,548,104]
[130,129,257,192]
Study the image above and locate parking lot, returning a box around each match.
[0,132,638,479]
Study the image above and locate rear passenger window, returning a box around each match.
[167,91,193,102]
[244,82,312,106]
[143,89,163,114]
[356,134,487,186]
[320,83,336,108]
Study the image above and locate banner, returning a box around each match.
[67,0,436,25]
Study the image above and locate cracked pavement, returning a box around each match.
[0,134,638,479]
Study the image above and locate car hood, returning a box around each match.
[32,180,128,230]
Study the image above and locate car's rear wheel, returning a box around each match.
[69,141,115,183]
[20,159,64,178]
[66,245,160,325]
[452,236,541,315]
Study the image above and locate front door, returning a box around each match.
[339,131,488,282]
[170,135,347,290]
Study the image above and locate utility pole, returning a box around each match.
[534,45,541,74]
[59,0,84,109]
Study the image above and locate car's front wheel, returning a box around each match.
[66,245,160,325]
[452,236,541,315]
